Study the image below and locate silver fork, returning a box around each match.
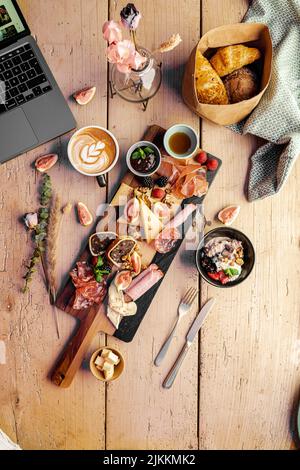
[154,287,198,367]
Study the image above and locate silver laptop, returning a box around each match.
[0,0,76,163]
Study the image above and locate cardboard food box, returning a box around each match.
[182,23,273,126]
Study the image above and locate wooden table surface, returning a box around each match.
[0,0,299,450]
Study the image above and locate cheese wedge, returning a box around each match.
[139,199,163,243]
[110,183,133,207]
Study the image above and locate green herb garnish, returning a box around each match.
[93,255,110,283]
[143,146,154,155]
[131,147,148,160]
[224,267,240,277]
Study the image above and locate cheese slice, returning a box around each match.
[139,199,163,243]
[107,306,122,329]
[110,183,133,207]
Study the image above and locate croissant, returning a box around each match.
[195,50,229,105]
[210,45,261,77]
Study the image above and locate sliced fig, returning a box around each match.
[35,154,58,172]
[130,251,142,275]
[77,202,93,226]
[124,197,140,224]
[114,270,132,291]
[218,205,240,226]
[73,86,96,105]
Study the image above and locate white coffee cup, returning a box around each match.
[67,125,120,187]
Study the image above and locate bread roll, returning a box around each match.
[210,45,261,77]
[223,67,259,103]
[195,50,229,105]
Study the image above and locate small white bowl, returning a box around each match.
[126,141,161,177]
[163,124,199,160]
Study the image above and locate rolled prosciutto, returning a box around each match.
[125,264,164,301]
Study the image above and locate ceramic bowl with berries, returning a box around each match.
[196,227,255,288]
[126,141,161,177]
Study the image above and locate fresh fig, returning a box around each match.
[130,251,141,275]
[35,154,58,172]
[218,205,240,226]
[114,270,132,291]
[77,202,93,226]
[73,86,96,105]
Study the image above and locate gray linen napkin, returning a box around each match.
[231,0,300,201]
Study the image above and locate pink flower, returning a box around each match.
[107,40,146,73]
[102,20,122,44]
[131,51,147,70]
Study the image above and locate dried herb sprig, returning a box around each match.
[22,174,52,293]
[47,192,62,304]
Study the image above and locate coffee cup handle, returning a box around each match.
[96,174,107,188]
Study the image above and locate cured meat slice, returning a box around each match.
[154,205,197,254]
[125,264,164,301]
[70,261,94,287]
[71,261,107,310]
[154,227,181,254]
[156,157,180,185]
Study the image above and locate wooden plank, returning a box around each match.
[0,0,108,449]
[105,0,201,450]
[200,0,300,450]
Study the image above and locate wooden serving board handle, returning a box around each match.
[51,305,115,388]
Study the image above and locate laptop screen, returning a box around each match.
[0,0,26,44]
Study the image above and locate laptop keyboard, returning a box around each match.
[0,43,52,114]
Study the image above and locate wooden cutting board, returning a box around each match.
[52,125,222,387]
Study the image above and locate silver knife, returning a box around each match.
[163,298,216,389]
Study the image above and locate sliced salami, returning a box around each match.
[154,227,181,254]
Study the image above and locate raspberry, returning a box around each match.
[151,188,165,199]
[207,158,219,171]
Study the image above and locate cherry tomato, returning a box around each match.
[207,158,219,171]
[195,151,208,164]
[208,272,220,281]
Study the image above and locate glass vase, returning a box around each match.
[110,47,162,111]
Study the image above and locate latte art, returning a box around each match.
[69,127,117,175]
